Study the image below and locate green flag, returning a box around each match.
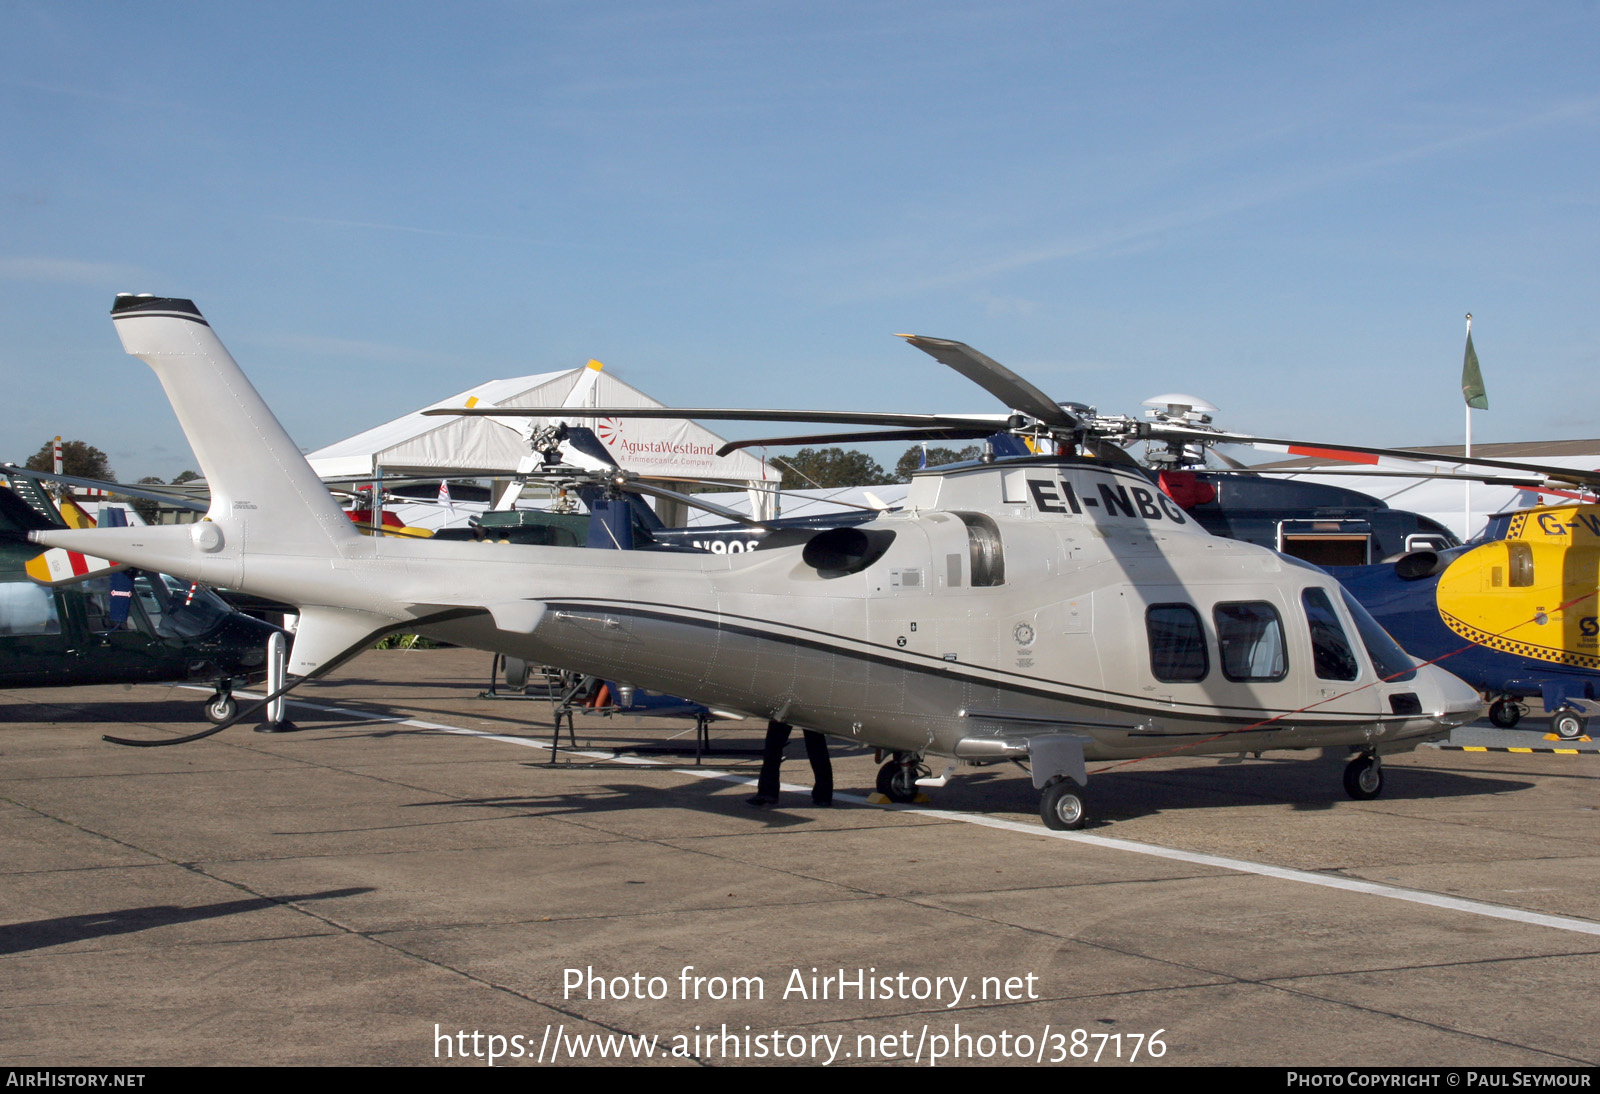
[1461,330,1488,410]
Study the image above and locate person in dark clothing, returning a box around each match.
[747,719,832,807]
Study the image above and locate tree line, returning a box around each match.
[20,437,981,507]
[772,444,983,491]
[22,439,199,522]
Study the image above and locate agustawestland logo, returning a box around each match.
[596,417,716,466]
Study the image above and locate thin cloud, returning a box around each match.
[3,76,204,115]
[263,213,681,258]
[882,93,1600,297]
[267,214,526,243]
[250,331,453,368]
[0,256,148,286]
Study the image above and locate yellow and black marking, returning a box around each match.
[1505,503,1600,546]
[1440,610,1600,669]
[1435,503,1600,669]
[1438,743,1590,754]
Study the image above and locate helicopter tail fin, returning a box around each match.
[28,298,416,678]
[107,295,358,553]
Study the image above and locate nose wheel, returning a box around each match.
[875,753,927,803]
[1343,753,1383,800]
[1040,779,1089,830]
[204,688,237,724]
[1488,698,1524,728]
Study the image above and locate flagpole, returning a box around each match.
[1463,313,1473,541]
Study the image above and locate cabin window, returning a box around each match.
[955,512,1005,587]
[1301,588,1359,681]
[1338,587,1417,682]
[1147,604,1208,682]
[1214,601,1288,682]
[0,583,61,636]
[1507,542,1534,587]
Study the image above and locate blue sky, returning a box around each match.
[2,1,1596,480]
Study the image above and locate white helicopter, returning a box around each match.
[29,295,1483,829]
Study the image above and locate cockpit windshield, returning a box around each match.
[138,574,234,638]
[1338,586,1417,682]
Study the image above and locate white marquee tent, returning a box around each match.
[305,365,777,522]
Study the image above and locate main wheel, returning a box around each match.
[1552,710,1586,740]
[875,759,920,803]
[204,694,237,724]
[1040,780,1088,830]
[1343,755,1383,800]
[1489,699,1522,728]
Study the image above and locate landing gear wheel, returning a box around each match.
[1343,754,1383,800]
[1552,710,1586,740]
[204,694,237,724]
[503,657,530,690]
[876,758,922,803]
[1040,780,1088,830]
[1489,699,1522,729]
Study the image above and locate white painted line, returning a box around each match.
[228,688,1600,939]
[897,810,1600,937]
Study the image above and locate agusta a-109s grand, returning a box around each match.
[30,295,1483,829]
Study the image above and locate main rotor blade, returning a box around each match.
[897,335,1079,430]
[715,425,996,457]
[562,425,622,469]
[422,406,1011,430]
[621,480,767,529]
[1,466,209,512]
[1081,437,1143,468]
[1143,425,1600,491]
[1198,466,1548,486]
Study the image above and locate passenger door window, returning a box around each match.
[1214,601,1287,682]
[1146,604,1208,682]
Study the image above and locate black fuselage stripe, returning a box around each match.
[541,598,1397,727]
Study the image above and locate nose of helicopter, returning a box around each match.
[1418,663,1485,730]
